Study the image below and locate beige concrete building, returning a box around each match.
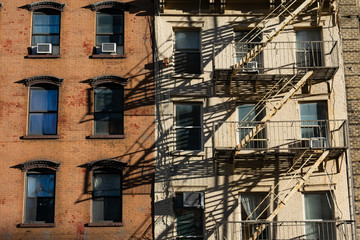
[154,0,356,239]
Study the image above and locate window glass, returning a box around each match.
[32,10,60,46]
[175,31,200,50]
[304,192,335,240]
[174,193,204,238]
[300,102,328,141]
[96,9,124,52]
[29,85,58,135]
[175,104,202,150]
[94,84,124,135]
[25,170,55,223]
[296,29,322,67]
[93,170,122,222]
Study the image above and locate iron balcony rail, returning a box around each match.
[212,41,338,72]
[213,120,348,150]
[215,220,356,240]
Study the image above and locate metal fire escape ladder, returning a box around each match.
[232,0,317,72]
[237,71,314,150]
[249,150,330,240]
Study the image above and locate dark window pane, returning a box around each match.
[30,88,58,111]
[93,173,121,197]
[25,197,55,223]
[94,113,123,135]
[96,35,123,45]
[176,104,201,127]
[175,31,200,50]
[300,102,327,121]
[176,128,202,150]
[29,113,57,135]
[93,197,121,222]
[174,52,201,74]
[32,35,60,45]
[97,13,123,34]
[176,209,203,237]
[95,87,123,112]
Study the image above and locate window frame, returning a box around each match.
[173,29,202,74]
[174,103,203,151]
[30,8,61,56]
[28,83,59,137]
[24,168,56,225]
[91,168,123,224]
[174,192,205,239]
[93,83,124,137]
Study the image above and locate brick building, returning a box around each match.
[0,0,154,239]
[339,0,360,236]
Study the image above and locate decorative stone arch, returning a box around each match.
[88,75,128,87]
[12,160,61,172]
[21,75,64,87]
[80,159,127,171]
[88,1,129,11]
[24,1,65,12]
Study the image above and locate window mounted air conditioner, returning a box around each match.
[37,43,52,54]
[243,61,259,73]
[102,43,117,53]
[309,137,327,148]
[183,192,204,209]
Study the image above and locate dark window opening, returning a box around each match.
[28,84,58,135]
[174,30,201,74]
[25,169,55,223]
[95,9,124,55]
[175,103,202,150]
[92,168,122,222]
[94,83,124,135]
[296,29,323,68]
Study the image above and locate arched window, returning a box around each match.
[24,1,65,56]
[25,168,56,223]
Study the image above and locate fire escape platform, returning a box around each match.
[213,67,337,97]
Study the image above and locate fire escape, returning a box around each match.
[212,0,352,239]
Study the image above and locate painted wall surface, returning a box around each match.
[154,1,353,239]
[0,0,154,239]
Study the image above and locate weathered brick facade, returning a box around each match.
[339,0,360,236]
[0,1,154,239]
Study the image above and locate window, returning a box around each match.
[300,102,328,148]
[235,30,263,72]
[296,29,323,68]
[174,30,201,74]
[95,9,124,55]
[238,104,266,149]
[32,9,61,55]
[174,192,204,239]
[304,192,335,240]
[175,103,202,150]
[25,169,55,223]
[240,193,269,239]
[94,83,124,135]
[92,168,122,222]
[28,84,58,135]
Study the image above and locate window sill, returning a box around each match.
[90,54,126,59]
[25,55,60,59]
[21,135,60,140]
[18,223,56,228]
[86,134,126,139]
[85,222,123,227]
[170,150,204,156]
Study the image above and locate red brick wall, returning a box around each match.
[0,0,154,239]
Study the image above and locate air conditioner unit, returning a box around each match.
[37,43,52,54]
[102,43,117,53]
[243,61,259,73]
[309,137,327,148]
[183,192,204,209]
